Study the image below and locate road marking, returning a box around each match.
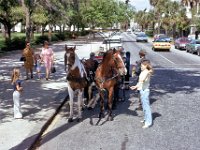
[154,67,200,70]
[155,52,175,64]
[176,64,200,66]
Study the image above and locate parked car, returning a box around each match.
[126,28,132,34]
[185,39,200,54]
[174,37,191,50]
[154,34,171,42]
[152,38,171,51]
[197,47,200,56]
[136,33,148,42]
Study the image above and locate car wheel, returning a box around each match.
[197,50,200,56]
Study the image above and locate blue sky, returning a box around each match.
[130,0,151,11]
[129,0,180,11]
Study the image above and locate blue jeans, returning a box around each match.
[140,89,152,126]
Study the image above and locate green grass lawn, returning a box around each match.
[0,32,44,53]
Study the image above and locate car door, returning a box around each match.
[188,40,195,52]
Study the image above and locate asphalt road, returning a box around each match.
[38,33,200,150]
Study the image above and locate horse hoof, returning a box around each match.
[112,105,116,110]
[87,107,93,110]
[108,116,113,121]
[77,118,82,122]
[99,113,105,118]
[68,118,73,123]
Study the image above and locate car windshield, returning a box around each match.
[159,35,168,38]
[179,38,190,42]
[138,34,147,37]
[180,39,187,42]
[196,41,200,44]
[155,38,169,42]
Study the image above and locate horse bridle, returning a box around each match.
[112,54,124,70]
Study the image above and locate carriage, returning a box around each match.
[64,44,129,122]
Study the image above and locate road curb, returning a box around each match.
[29,93,69,150]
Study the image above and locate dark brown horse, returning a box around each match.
[64,45,88,122]
[95,49,127,121]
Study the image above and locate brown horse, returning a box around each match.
[95,49,127,121]
[64,45,88,122]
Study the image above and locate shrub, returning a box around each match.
[1,36,26,51]
[55,33,66,41]
[80,30,90,36]
[34,35,48,44]
[145,30,154,37]
[51,34,59,41]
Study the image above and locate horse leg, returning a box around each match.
[77,89,84,122]
[113,83,119,109]
[88,83,93,102]
[99,91,105,118]
[68,86,74,122]
[84,85,89,105]
[108,87,114,121]
[88,92,99,109]
[87,82,94,109]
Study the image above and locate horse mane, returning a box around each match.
[102,49,114,63]
[74,53,87,77]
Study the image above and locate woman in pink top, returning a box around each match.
[40,41,54,80]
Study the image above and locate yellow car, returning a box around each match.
[152,38,171,51]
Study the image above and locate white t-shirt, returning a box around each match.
[136,69,151,90]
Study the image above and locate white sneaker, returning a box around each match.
[140,120,145,123]
[142,124,151,129]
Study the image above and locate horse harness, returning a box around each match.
[95,55,121,91]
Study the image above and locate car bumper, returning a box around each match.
[179,46,186,49]
[153,46,171,49]
[136,39,148,41]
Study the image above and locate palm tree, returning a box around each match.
[149,0,159,7]
[134,10,149,31]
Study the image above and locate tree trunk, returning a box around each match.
[48,25,53,42]
[41,25,46,36]
[59,25,62,34]
[62,24,65,33]
[21,0,31,42]
[2,23,11,42]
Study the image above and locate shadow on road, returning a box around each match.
[8,57,200,149]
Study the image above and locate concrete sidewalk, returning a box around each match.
[0,40,102,150]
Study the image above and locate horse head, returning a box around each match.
[64,45,76,74]
[108,48,127,76]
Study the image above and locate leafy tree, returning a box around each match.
[134,10,149,31]
[81,0,135,30]
[0,0,23,41]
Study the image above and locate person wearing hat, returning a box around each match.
[134,49,150,111]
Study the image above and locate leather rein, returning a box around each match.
[95,55,121,86]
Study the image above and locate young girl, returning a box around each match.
[34,53,42,79]
[11,68,23,119]
[130,60,153,129]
